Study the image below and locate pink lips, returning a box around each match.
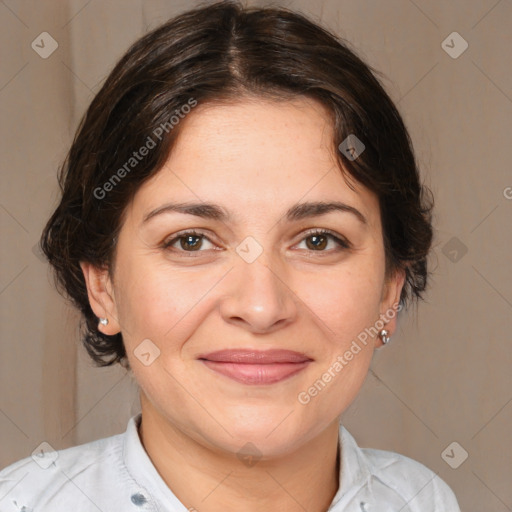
[198,349,312,385]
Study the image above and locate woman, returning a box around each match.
[0,1,461,510]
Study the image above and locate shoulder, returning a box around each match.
[361,445,461,511]
[0,432,139,511]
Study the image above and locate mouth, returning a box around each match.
[197,349,313,385]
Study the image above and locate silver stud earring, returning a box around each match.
[99,317,109,326]
[380,329,390,344]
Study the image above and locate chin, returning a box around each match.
[214,430,305,461]
[204,412,308,457]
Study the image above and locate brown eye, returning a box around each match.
[305,233,328,250]
[162,230,215,253]
[179,234,203,251]
[297,229,350,252]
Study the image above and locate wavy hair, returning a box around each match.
[41,0,433,368]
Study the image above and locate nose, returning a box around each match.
[219,254,298,334]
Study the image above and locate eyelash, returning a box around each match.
[161,228,351,256]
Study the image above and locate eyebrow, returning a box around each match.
[142,200,367,225]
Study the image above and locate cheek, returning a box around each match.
[295,261,384,343]
[293,266,382,420]
[114,259,220,347]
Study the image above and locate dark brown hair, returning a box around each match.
[41,0,433,368]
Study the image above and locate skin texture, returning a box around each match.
[81,96,405,512]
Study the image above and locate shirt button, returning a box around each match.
[131,492,148,506]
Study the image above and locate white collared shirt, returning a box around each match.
[0,413,460,511]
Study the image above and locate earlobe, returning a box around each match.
[79,261,121,334]
[376,268,406,347]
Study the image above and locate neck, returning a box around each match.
[138,396,341,512]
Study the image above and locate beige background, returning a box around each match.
[1,0,511,510]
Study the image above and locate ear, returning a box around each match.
[376,267,406,347]
[80,261,121,335]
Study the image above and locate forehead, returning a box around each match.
[172,96,337,177]
[128,97,379,227]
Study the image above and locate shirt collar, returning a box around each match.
[329,424,374,508]
[123,413,373,510]
[123,413,189,510]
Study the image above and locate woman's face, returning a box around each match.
[83,97,404,456]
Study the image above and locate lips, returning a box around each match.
[198,349,313,385]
